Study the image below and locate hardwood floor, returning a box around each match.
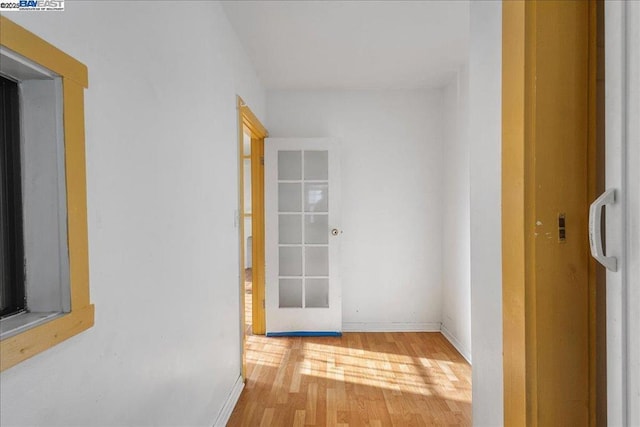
[228,331,472,426]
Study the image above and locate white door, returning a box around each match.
[264,138,341,336]
[596,2,640,425]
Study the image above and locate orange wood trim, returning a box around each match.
[503,1,594,425]
[0,305,94,371]
[239,97,268,139]
[0,16,88,87]
[587,2,606,425]
[251,137,266,335]
[64,80,91,309]
[502,2,529,425]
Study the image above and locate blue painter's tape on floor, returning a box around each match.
[265,331,342,337]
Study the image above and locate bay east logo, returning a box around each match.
[0,0,64,11]
[20,0,63,8]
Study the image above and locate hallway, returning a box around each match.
[228,332,471,426]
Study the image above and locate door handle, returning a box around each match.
[589,188,617,271]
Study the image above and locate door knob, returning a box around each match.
[331,228,340,236]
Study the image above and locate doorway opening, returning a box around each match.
[237,97,268,376]
[242,130,253,335]
[237,96,267,346]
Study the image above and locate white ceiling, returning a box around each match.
[222,1,469,90]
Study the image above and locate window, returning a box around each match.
[0,16,94,371]
[0,76,26,318]
[0,49,72,341]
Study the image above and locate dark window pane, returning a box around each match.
[0,75,25,317]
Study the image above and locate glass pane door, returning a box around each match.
[265,138,341,334]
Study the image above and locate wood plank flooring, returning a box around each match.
[228,332,472,426]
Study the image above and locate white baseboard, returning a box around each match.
[213,375,244,427]
[440,324,472,364]
[342,322,441,332]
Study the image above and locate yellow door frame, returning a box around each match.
[502,1,602,425]
[237,96,267,348]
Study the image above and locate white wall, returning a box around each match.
[267,90,444,331]
[440,67,472,362]
[468,2,504,425]
[0,2,265,426]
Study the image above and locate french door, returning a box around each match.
[264,138,342,336]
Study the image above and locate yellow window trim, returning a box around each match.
[0,17,94,372]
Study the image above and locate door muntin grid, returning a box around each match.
[277,150,329,309]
